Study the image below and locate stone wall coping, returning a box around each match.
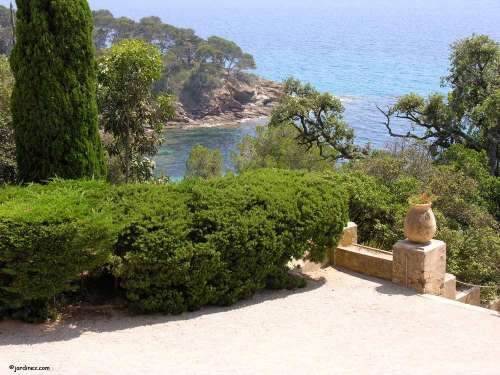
[337,244,393,260]
[394,239,446,253]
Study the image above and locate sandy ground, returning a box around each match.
[1,266,499,375]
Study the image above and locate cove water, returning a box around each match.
[59,1,500,177]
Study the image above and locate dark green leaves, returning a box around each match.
[270,77,369,161]
[11,0,106,182]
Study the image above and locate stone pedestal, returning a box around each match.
[329,222,358,264]
[392,240,446,295]
[339,222,358,247]
[443,273,457,300]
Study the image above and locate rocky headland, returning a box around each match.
[168,77,283,129]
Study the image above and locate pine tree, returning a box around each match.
[10,0,105,182]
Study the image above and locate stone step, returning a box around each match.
[443,273,457,300]
[455,286,481,306]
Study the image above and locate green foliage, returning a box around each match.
[91,10,255,112]
[0,55,15,184]
[198,36,256,75]
[113,169,348,313]
[328,171,407,249]
[0,180,115,322]
[270,78,369,161]
[92,10,199,56]
[381,34,500,176]
[428,166,494,230]
[10,0,106,182]
[446,35,500,119]
[0,170,348,320]
[233,124,335,173]
[180,64,223,111]
[4,8,256,116]
[343,142,499,301]
[185,145,223,179]
[439,227,500,301]
[97,39,174,183]
[344,141,434,184]
[438,144,500,218]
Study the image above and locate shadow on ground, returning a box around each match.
[332,266,418,297]
[0,275,326,346]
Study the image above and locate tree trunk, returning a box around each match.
[487,128,500,177]
[125,132,131,183]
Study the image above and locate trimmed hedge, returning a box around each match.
[0,170,348,321]
[0,180,114,321]
[113,170,348,313]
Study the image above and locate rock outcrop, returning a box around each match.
[169,77,283,128]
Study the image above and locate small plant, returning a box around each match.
[409,192,436,205]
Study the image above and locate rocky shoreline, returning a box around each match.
[166,77,282,129]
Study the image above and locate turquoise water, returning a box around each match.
[156,119,267,181]
[9,0,500,179]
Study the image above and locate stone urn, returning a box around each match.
[404,203,437,244]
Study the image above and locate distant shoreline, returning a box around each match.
[166,76,281,130]
[164,80,361,131]
[166,114,270,130]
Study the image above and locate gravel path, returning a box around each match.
[1,266,499,375]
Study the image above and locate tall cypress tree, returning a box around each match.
[10,0,105,182]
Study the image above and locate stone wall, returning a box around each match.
[328,223,482,307]
[335,245,393,281]
[456,286,481,306]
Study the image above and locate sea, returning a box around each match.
[9,0,500,179]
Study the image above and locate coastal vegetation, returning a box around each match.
[233,124,335,173]
[91,9,257,116]
[269,78,370,160]
[185,145,223,179]
[0,0,498,321]
[0,5,263,123]
[233,129,499,300]
[231,35,500,301]
[379,35,500,176]
[97,39,175,183]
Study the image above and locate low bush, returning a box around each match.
[342,146,500,302]
[185,145,223,179]
[113,169,348,313]
[438,145,500,219]
[324,171,408,250]
[439,226,500,301]
[0,180,115,322]
[232,124,335,174]
[0,170,348,320]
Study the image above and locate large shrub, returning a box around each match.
[439,226,500,301]
[112,169,348,313]
[324,171,409,250]
[0,170,348,320]
[438,145,500,219]
[97,39,174,183]
[0,180,114,322]
[11,0,106,182]
[233,124,335,174]
[185,145,223,179]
